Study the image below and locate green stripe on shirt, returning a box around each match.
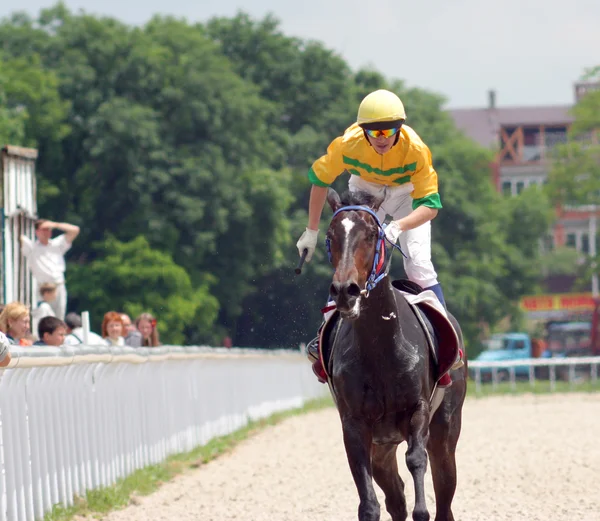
[343,156,417,176]
[307,167,330,187]
[412,193,442,210]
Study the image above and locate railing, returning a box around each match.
[0,345,326,521]
[468,356,600,393]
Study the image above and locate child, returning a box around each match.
[31,283,57,341]
[34,316,67,346]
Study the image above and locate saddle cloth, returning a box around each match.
[317,281,461,389]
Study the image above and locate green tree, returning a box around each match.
[0,5,557,351]
[546,65,600,206]
[68,236,219,345]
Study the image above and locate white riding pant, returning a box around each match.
[348,176,439,288]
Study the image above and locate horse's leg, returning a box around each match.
[405,401,430,521]
[427,405,463,521]
[372,443,408,521]
[342,420,380,521]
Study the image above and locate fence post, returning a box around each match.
[528,365,535,388]
[568,364,576,388]
[509,367,516,391]
[549,365,556,391]
[475,367,482,395]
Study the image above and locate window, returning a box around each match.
[516,181,525,194]
[545,127,568,149]
[523,128,542,161]
[502,181,512,196]
[566,233,577,248]
[581,233,590,254]
[543,234,554,251]
[513,340,526,350]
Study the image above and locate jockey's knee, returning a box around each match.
[404,259,438,289]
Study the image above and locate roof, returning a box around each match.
[449,105,575,149]
[1,145,38,160]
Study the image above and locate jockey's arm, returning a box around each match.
[307,185,329,231]
[394,205,438,232]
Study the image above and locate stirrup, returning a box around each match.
[451,349,464,370]
[306,336,319,363]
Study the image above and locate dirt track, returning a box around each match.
[101,393,600,521]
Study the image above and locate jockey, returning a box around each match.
[296,89,447,368]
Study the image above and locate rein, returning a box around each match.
[325,205,406,297]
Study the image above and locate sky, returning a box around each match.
[2,0,599,109]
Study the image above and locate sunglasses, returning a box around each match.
[365,127,400,139]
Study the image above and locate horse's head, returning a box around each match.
[325,188,387,319]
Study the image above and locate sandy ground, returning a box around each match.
[101,393,600,521]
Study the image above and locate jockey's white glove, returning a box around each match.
[296,228,319,262]
[384,221,403,245]
[0,331,11,364]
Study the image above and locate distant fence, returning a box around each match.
[0,345,326,521]
[468,356,600,393]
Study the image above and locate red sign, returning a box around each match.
[520,293,596,312]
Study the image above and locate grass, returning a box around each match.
[43,395,334,521]
[467,378,600,397]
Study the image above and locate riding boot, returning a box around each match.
[306,335,320,363]
[306,300,336,384]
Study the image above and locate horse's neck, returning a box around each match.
[354,277,408,340]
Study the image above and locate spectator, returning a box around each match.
[0,330,11,367]
[20,218,80,319]
[120,312,142,347]
[31,282,57,341]
[102,311,125,346]
[135,313,160,347]
[0,302,31,345]
[34,316,67,346]
[63,312,105,346]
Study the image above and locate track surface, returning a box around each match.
[101,393,600,521]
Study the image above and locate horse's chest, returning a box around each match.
[336,372,419,425]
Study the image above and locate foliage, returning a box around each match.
[0,4,554,347]
[67,236,219,344]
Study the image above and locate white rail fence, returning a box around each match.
[469,356,600,393]
[0,345,326,521]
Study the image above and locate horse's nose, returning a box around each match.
[330,281,362,300]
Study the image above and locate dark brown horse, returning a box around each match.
[321,188,467,521]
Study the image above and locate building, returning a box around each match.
[449,82,599,257]
[1,145,38,307]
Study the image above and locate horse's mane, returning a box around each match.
[339,190,382,209]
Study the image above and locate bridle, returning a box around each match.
[325,205,406,297]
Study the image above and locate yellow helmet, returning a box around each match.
[356,89,406,126]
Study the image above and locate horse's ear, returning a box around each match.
[370,194,385,212]
[327,188,342,212]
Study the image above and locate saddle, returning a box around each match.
[315,280,461,389]
[391,280,461,388]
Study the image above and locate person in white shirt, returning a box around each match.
[31,282,57,342]
[63,312,106,346]
[20,219,80,320]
